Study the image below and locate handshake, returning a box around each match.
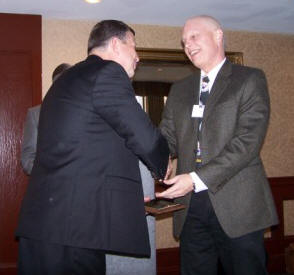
[155,157,194,200]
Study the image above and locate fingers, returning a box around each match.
[164,169,171,180]
[163,177,177,185]
[155,174,194,199]
[164,158,173,180]
[144,196,151,203]
[156,185,178,199]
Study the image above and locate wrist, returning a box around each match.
[189,173,196,192]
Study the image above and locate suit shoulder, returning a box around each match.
[75,55,126,79]
[231,63,265,78]
[168,73,197,99]
[170,73,197,91]
[85,55,124,72]
[173,73,197,87]
[28,105,41,115]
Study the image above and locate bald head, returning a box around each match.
[186,15,222,32]
[182,15,225,73]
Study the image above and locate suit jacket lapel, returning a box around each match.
[190,72,201,141]
[192,71,200,105]
[203,60,232,122]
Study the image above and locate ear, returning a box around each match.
[215,29,223,44]
[110,37,121,56]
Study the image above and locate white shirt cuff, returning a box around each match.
[189,172,208,193]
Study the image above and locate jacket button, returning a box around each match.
[49,197,54,203]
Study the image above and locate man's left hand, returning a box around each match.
[155,174,194,199]
[144,196,151,202]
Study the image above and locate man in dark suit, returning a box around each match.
[157,15,278,275]
[16,20,169,275]
[21,63,71,175]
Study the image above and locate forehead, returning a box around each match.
[183,19,207,36]
[182,18,214,40]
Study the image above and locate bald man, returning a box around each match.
[157,15,278,275]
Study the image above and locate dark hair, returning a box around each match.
[52,63,71,82]
[87,20,135,55]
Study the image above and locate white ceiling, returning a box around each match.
[1,0,294,34]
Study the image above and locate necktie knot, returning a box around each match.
[202,75,209,83]
[200,76,210,105]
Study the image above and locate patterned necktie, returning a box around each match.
[195,75,210,168]
[200,76,210,105]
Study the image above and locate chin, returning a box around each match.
[191,57,203,68]
[128,71,134,78]
[191,60,200,68]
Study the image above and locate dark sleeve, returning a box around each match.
[20,107,40,175]
[92,62,169,179]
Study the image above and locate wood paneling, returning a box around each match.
[265,177,294,273]
[157,247,180,275]
[0,13,41,275]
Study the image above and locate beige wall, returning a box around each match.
[42,19,294,248]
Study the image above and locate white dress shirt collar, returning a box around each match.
[200,58,226,91]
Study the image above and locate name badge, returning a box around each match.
[192,105,204,118]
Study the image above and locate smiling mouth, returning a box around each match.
[189,49,200,57]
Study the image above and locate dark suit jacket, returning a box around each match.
[160,60,278,238]
[16,55,169,256]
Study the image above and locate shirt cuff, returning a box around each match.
[189,172,208,193]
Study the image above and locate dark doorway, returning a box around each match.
[133,81,171,126]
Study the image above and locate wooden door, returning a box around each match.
[0,13,41,275]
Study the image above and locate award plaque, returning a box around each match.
[145,199,185,216]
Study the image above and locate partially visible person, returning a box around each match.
[157,15,278,275]
[16,20,169,275]
[21,63,71,175]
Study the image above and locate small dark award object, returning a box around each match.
[145,199,185,216]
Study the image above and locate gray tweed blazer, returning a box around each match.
[160,60,278,238]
